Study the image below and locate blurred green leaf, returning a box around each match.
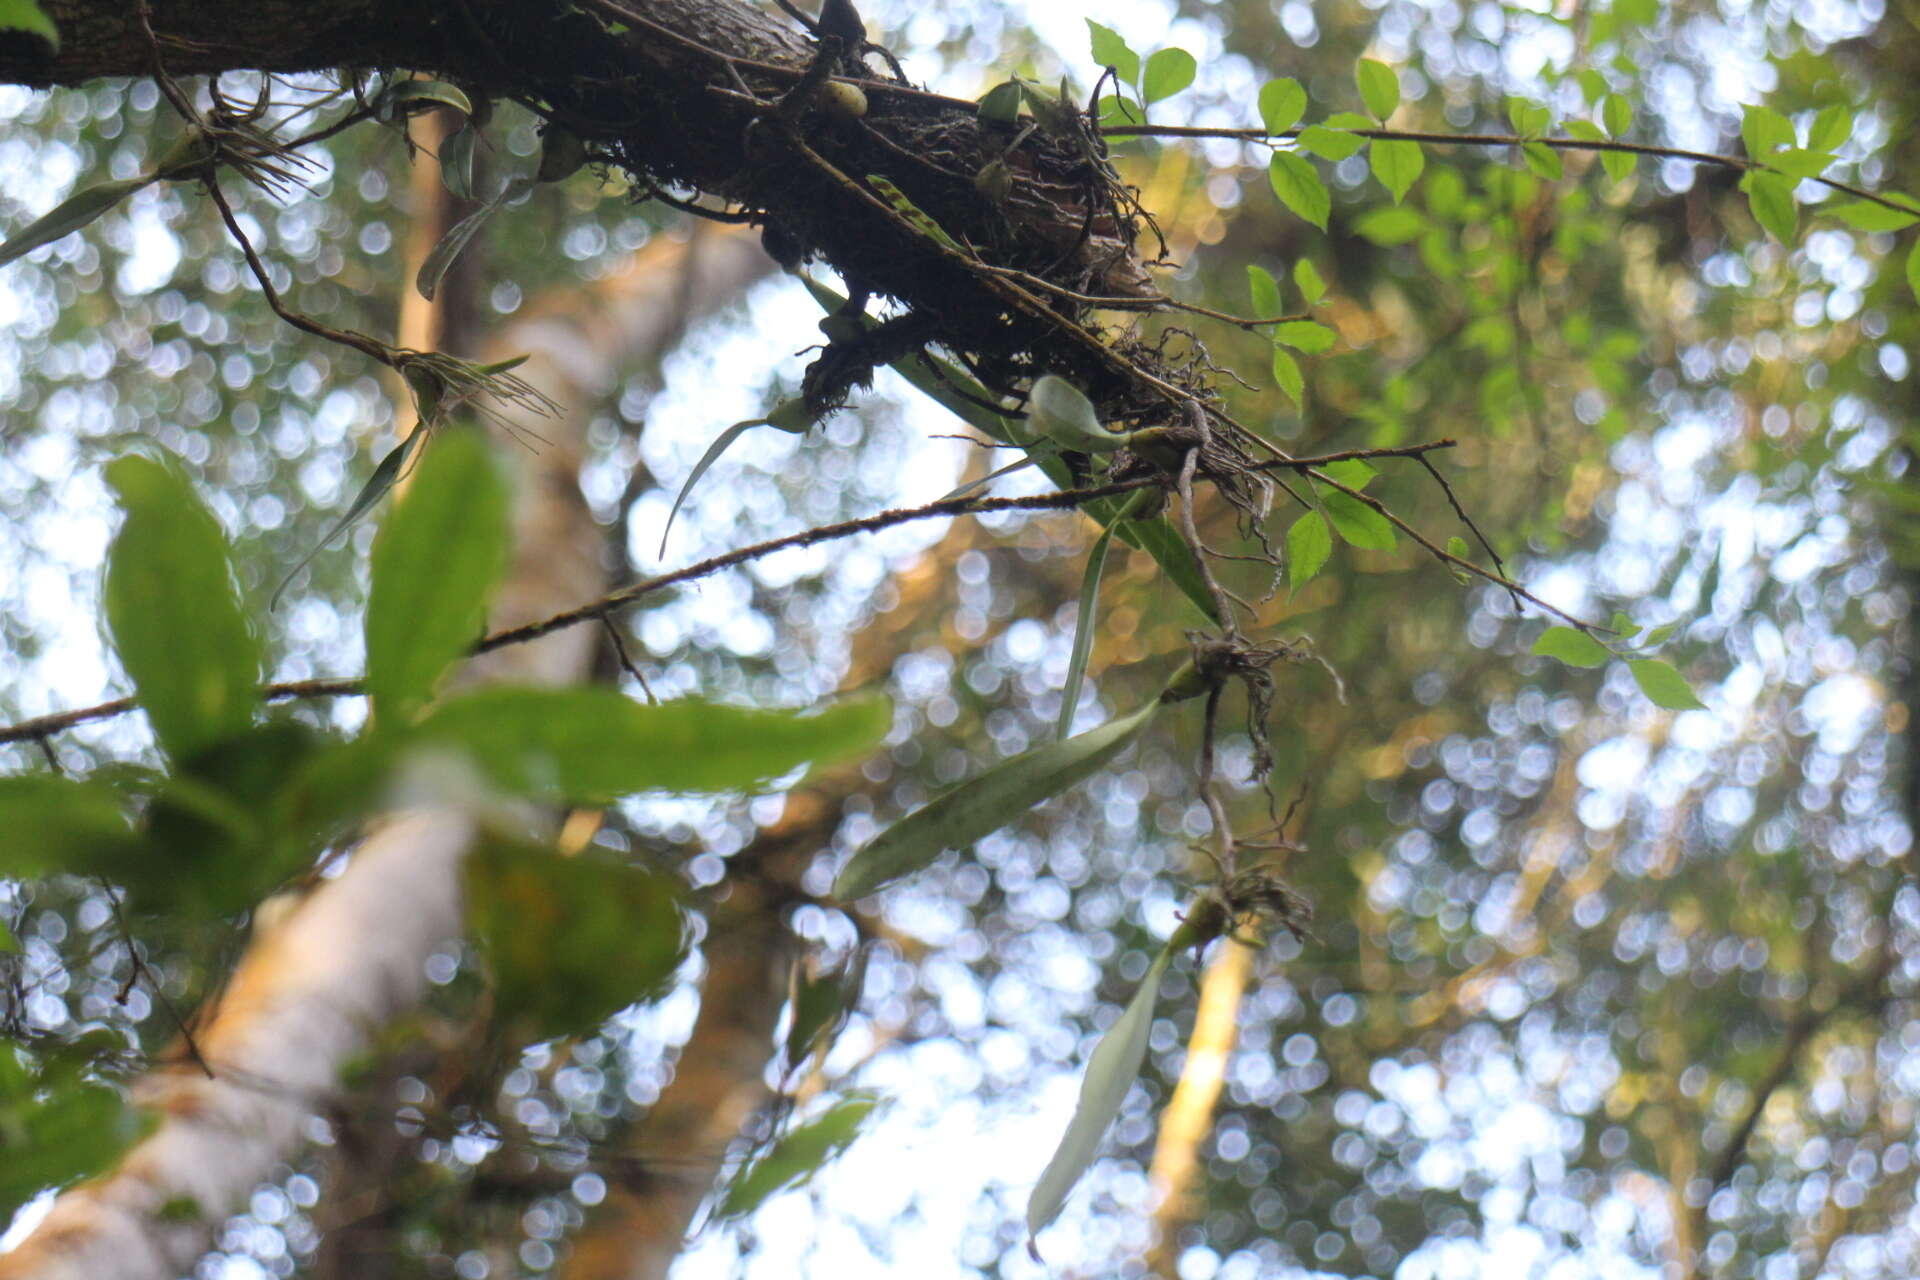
[1270,346,1303,405]
[0,1046,152,1222]
[1522,141,1563,181]
[365,429,510,725]
[716,1096,878,1222]
[834,700,1159,899]
[0,177,146,269]
[1828,200,1918,232]
[466,839,687,1042]
[104,455,262,761]
[1027,946,1172,1242]
[0,775,141,878]
[1355,206,1427,245]
[0,0,57,48]
[1273,320,1337,353]
[1602,92,1633,137]
[270,422,431,609]
[1744,171,1797,243]
[1445,534,1472,583]
[415,687,890,803]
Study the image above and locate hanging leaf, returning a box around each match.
[1058,497,1140,740]
[439,124,477,200]
[1521,141,1563,181]
[1026,945,1173,1244]
[1270,346,1303,406]
[270,421,430,609]
[415,687,891,802]
[104,455,263,762]
[417,175,533,301]
[1268,152,1330,230]
[1293,259,1326,304]
[1530,625,1610,668]
[364,429,511,724]
[1296,124,1367,163]
[936,452,1042,503]
[1629,659,1707,711]
[1029,375,1128,453]
[1370,138,1424,203]
[1246,264,1283,319]
[661,413,784,555]
[782,949,871,1075]
[1827,200,1918,233]
[0,176,149,269]
[1744,171,1797,244]
[834,699,1160,900]
[715,1096,879,1223]
[1287,510,1332,592]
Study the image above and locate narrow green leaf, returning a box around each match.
[270,422,429,609]
[1321,489,1396,550]
[783,950,870,1075]
[1026,946,1173,1241]
[1297,125,1366,163]
[0,776,141,878]
[0,177,147,269]
[417,176,532,301]
[1740,104,1793,160]
[1808,104,1853,153]
[1287,511,1332,592]
[1745,171,1797,244]
[1268,152,1331,228]
[717,1097,878,1222]
[1827,200,1918,232]
[1259,78,1306,134]
[1629,658,1707,710]
[1086,21,1140,87]
[467,839,686,1041]
[1293,259,1326,304]
[1270,346,1303,405]
[1356,58,1400,121]
[104,455,262,760]
[1530,625,1610,668]
[1370,138,1424,203]
[0,0,58,48]
[661,418,770,555]
[1142,48,1197,104]
[834,700,1160,899]
[1643,622,1680,646]
[364,429,510,723]
[1522,141,1563,181]
[417,687,891,802]
[1058,521,1120,740]
[1273,320,1336,354]
[1246,264,1283,319]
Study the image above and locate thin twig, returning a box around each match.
[0,678,359,746]
[99,880,215,1079]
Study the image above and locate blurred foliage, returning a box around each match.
[0,0,1914,1275]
